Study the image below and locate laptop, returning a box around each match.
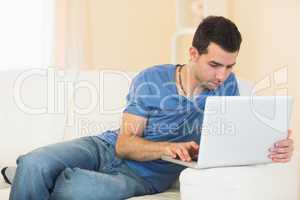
[161,96,293,169]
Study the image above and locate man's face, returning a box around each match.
[189,42,238,90]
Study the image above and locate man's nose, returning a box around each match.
[215,67,227,82]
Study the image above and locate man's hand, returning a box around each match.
[164,141,199,162]
[268,129,294,163]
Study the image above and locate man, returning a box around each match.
[2,16,294,200]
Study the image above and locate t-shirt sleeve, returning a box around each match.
[123,71,152,118]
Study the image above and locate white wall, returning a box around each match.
[0,0,54,69]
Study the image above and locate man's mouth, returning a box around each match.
[209,81,220,88]
[198,81,221,90]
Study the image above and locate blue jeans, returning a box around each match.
[9,136,154,200]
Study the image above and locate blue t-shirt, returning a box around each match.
[98,64,239,192]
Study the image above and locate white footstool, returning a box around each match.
[180,162,299,200]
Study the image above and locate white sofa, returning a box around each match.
[0,68,180,199]
[0,69,298,200]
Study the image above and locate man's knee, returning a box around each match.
[16,149,53,173]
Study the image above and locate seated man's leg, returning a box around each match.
[9,137,101,200]
[50,167,151,200]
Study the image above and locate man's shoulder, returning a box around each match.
[133,64,174,82]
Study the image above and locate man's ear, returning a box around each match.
[189,47,199,62]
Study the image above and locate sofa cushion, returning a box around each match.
[0,187,180,200]
[0,188,10,199]
[127,188,180,200]
[0,69,67,166]
[180,160,299,200]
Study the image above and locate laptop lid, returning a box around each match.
[197,96,293,169]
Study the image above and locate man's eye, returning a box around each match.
[209,64,219,67]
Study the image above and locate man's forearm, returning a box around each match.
[115,134,170,161]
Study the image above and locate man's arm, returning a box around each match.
[115,113,199,162]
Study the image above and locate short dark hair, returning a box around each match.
[192,16,242,54]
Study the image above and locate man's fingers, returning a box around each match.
[175,148,186,161]
[275,147,291,154]
[189,141,199,150]
[164,147,177,159]
[170,148,178,158]
[179,146,192,162]
[183,142,199,161]
[269,151,292,160]
[273,129,293,147]
[272,153,290,159]
[274,138,293,148]
[269,146,294,154]
[271,149,292,162]
[272,157,291,163]
[167,141,199,162]
[269,130,294,164]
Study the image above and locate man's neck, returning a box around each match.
[180,63,205,97]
